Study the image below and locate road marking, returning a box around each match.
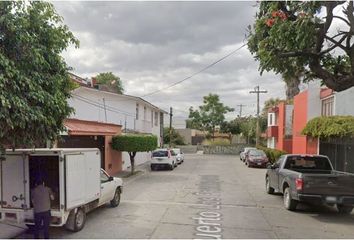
[192,175,223,239]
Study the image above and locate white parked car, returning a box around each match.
[151,149,176,170]
[172,148,184,164]
[240,147,257,162]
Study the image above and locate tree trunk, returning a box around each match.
[128,152,137,174]
[284,73,301,99]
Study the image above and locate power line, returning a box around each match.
[141,43,247,98]
[71,94,135,117]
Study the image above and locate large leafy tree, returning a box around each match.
[248,1,354,92]
[112,135,157,174]
[0,1,78,153]
[95,72,124,94]
[188,94,234,136]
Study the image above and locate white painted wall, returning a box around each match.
[307,80,322,121]
[335,87,354,116]
[69,87,164,170]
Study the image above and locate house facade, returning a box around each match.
[266,102,293,153]
[68,77,166,171]
[266,80,354,172]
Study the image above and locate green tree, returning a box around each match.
[0,1,78,154]
[262,98,282,116]
[163,127,185,146]
[220,119,242,135]
[239,116,267,144]
[112,135,157,174]
[188,94,234,138]
[248,1,354,92]
[95,72,124,94]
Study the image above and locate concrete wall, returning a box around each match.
[202,144,250,155]
[307,81,322,121]
[104,136,123,175]
[176,129,192,145]
[335,87,354,116]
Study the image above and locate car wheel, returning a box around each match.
[169,164,174,170]
[283,187,297,211]
[66,208,86,232]
[110,188,121,207]
[265,176,274,194]
[337,204,353,214]
[150,165,155,171]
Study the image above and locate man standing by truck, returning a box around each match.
[31,177,54,239]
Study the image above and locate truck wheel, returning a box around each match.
[110,188,121,207]
[337,204,353,214]
[65,208,86,232]
[266,176,274,194]
[283,187,297,211]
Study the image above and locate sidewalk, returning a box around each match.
[113,161,150,185]
[0,221,27,239]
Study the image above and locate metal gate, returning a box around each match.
[320,137,354,173]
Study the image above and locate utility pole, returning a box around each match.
[124,115,127,133]
[169,107,173,148]
[249,86,267,146]
[237,104,246,118]
[103,98,107,122]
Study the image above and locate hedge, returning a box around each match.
[112,134,158,152]
[302,115,354,138]
[257,145,286,163]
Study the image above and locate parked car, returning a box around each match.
[172,148,184,164]
[245,149,268,167]
[0,148,123,232]
[266,154,354,213]
[151,149,176,170]
[240,147,257,162]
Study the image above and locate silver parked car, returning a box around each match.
[172,148,184,164]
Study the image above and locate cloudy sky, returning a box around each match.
[53,1,287,126]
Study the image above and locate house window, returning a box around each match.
[154,112,158,126]
[136,103,139,120]
[322,96,334,116]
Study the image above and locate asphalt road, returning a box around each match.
[21,154,354,239]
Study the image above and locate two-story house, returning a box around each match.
[68,75,167,171]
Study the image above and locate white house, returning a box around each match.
[68,81,167,170]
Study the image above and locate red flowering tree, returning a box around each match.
[248,1,354,92]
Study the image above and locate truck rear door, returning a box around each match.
[303,172,354,196]
[0,154,29,209]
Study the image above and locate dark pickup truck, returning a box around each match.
[266,154,354,213]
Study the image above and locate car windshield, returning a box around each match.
[284,156,332,170]
[152,151,168,157]
[249,150,266,157]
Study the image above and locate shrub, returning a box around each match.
[112,134,158,173]
[302,116,354,138]
[257,145,286,163]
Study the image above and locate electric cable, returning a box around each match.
[141,43,247,97]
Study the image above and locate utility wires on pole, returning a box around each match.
[250,86,267,146]
[169,107,173,148]
[237,104,246,118]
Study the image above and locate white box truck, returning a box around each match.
[0,148,123,232]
